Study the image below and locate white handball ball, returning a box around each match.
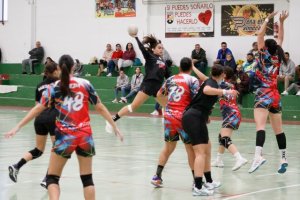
[128,24,138,36]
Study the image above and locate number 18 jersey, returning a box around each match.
[40,77,100,137]
[161,73,199,118]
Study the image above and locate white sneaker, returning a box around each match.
[112,99,118,103]
[103,68,107,72]
[278,159,288,174]
[232,157,248,171]
[192,185,214,196]
[106,73,112,77]
[211,159,224,168]
[105,120,114,134]
[203,181,221,190]
[120,97,127,103]
[281,91,288,95]
[150,110,159,116]
[8,165,19,183]
[248,156,266,173]
[296,91,300,96]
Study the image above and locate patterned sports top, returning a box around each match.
[40,77,100,136]
[219,80,239,112]
[161,73,199,117]
[255,49,280,89]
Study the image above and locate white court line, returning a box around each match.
[224,184,300,200]
[256,170,297,177]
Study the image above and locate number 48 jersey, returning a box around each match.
[40,77,100,137]
[161,73,199,118]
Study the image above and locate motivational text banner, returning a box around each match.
[165,2,214,38]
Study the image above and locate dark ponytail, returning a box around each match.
[276,45,287,65]
[142,34,160,52]
[265,39,287,65]
[58,55,74,97]
[211,64,224,77]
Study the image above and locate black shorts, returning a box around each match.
[34,110,57,136]
[139,80,162,97]
[182,108,209,145]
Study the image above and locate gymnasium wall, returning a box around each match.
[0,0,298,66]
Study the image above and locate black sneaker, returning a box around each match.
[8,165,19,182]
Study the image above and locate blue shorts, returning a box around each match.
[254,88,282,113]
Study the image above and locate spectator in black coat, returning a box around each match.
[22,41,44,74]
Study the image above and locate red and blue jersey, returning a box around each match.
[255,49,280,89]
[219,80,239,111]
[161,73,199,118]
[40,77,100,137]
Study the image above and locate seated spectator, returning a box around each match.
[117,42,136,69]
[112,68,130,103]
[107,44,123,77]
[22,41,44,74]
[282,63,299,95]
[235,64,249,106]
[191,44,207,74]
[73,59,84,77]
[224,53,237,72]
[97,44,113,76]
[249,42,259,59]
[278,52,295,92]
[120,67,144,103]
[242,53,257,92]
[215,42,235,66]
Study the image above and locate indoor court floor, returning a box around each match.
[0,108,299,200]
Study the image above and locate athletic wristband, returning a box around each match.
[222,89,227,95]
[264,18,269,23]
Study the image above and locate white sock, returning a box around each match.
[217,152,223,160]
[279,149,287,161]
[234,152,242,160]
[255,146,263,158]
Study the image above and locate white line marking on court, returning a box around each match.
[224,184,300,200]
[256,170,297,177]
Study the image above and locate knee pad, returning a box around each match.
[80,174,94,187]
[46,175,60,188]
[220,136,232,149]
[29,148,43,160]
[127,104,133,113]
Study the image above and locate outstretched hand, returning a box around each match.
[279,10,289,23]
[113,127,124,142]
[227,89,239,98]
[4,127,20,139]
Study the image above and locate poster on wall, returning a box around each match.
[221,4,274,36]
[95,0,136,18]
[165,2,214,38]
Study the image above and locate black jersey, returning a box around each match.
[187,77,219,115]
[135,37,171,83]
[35,77,57,115]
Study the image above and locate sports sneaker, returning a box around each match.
[151,175,163,187]
[203,181,221,190]
[281,91,288,95]
[278,159,288,174]
[211,159,224,168]
[232,157,248,171]
[248,156,266,173]
[40,176,47,189]
[296,91,300,96]
[150,110,159,116]
[106,73,112,77]
[192,185,214,196]
[112,99,118,103]
[105,120,114,134]
[8,165,19,183]
[120,97,127,103]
